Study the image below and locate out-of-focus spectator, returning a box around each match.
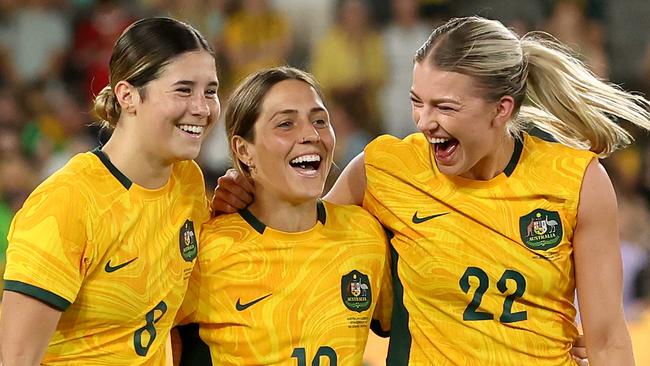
[0,0,71,85]
[642,41,650,95]
[418,0,451,25]
[605,0,650,87]
[454,0,546,35]
[311,0,386,135]
[69,0,133,104]
[271,0,335,66]
[329,95,372,168]
[380,0,429,138]
[544,0,608,77]
[618,195,650,316]
[0,0,18,86]
[0,152,37,217]
[223,0,292,88]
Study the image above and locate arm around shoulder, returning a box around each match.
[0,291,62,365]
[324,152,367,206]
[573,159,635,366]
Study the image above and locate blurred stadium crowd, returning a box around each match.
[0,0,649,343]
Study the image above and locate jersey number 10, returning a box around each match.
[291,346,338,366]
[459,266,528,323]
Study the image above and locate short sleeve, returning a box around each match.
[3,182,92,311]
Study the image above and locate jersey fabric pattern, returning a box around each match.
[3,149,210,365]
[363,132,595,366]
[180,200,390,365]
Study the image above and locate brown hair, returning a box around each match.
[92,17,215,129]
[415,16,650,157]
[225,66,326,174]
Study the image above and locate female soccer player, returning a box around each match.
[213,16,650,365]
[177,66,390,365]
[0,17,220,365]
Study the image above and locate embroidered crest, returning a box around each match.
[341,270,372,312]
[179,219,198,261]
[519,209,563,251]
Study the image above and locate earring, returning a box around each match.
[246,160,257,175]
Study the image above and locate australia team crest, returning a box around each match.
[179,219,198,262]
[341,270,372,312]
[519,209,563,251]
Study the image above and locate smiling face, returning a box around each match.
[410,61,511,179]
[132,50,220,163]
[234,79,335,204]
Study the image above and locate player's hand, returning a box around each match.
[211,169,254,215]
[571,335,588,365]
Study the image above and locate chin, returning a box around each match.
[287,185,325,203]
[173,147,202,162]
[435,161,460,177]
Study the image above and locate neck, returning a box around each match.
[248,191,318,232]
[101,127,172,189]
[461,134,516,181]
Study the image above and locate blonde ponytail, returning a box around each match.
[415,16,650,158]
[519,33,650,157]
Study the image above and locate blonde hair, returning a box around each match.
[415,16,650,157]
[92,17,215,129]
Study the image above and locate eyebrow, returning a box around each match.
[172,80,220,88]
[270,107,327,120]
[410,90,460,104]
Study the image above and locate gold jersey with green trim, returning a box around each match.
[363,132,595,366]
[3,149,210,365]
[180,200,390,365]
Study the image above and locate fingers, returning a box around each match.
[232,169,255,193]
[211,169,254,215]
[572,355,589,366]
[571,334,587,361]
[570,346,587,360]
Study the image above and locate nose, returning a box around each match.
[190,93,210,118]
[299,121,321,143]
[415,106,438,132]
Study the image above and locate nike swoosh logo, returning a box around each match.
[104,257,138,273]
[412,211,449,224]
[236,294,272,311]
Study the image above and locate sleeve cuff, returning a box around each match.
[4,280,71,311]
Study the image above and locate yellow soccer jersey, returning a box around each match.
[180,200,390,365]
[363,132,595,366]
[3,149,210,365]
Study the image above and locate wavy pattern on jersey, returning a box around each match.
[363,133,594,366]
[190,202,388,365]
[4,152,210,365]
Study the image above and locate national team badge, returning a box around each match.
[519,209,563,251]
[179,219,198,262]
[341,270,372,312]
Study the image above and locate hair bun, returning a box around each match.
[92,85,121,128]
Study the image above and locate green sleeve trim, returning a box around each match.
[3,280,71,311]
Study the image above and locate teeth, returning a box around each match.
[290,154,321,164]
[178,124,204,135]
[428,137,449,144]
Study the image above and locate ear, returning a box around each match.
[492,95,516,128]
[114,80,139,115]
[231,135,255,168]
